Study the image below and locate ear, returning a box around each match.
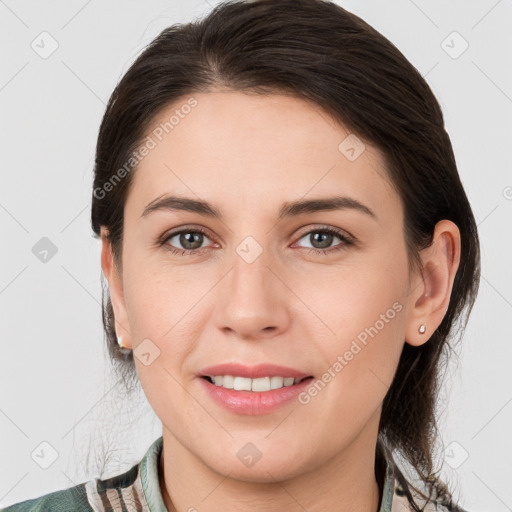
[100,226,132,349]
[405,220,461,347]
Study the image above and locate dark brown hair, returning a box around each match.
[90,0,480,509]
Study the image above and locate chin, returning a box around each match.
[224,464,306,484]
[202,445,312,483]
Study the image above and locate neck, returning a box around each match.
[159,413,383,512]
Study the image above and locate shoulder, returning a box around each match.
[1,436,164,512]
[0,463,140,512]
[393,478,469,512]
[0,483,92,512]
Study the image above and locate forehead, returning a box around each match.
[125,91,399,222]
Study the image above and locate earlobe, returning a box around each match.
[100,227,132,349]
[405,220,461,347]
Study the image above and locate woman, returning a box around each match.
[1,0,480,510]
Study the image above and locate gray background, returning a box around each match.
[1,1,511,510]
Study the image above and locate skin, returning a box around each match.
[100,90,461,512]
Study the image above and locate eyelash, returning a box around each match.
[159,225,354,257]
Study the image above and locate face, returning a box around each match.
[104,90,421,482]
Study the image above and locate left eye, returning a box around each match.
[294,228,352,253]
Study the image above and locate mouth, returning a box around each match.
[200,375,314,392]
[196,363,315,414]
[199,373,315,415]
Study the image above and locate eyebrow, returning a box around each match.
[141,194,376,220]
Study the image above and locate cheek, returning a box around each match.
[301,249,408,342]
[122,255,218,356]
[298,250,408,400]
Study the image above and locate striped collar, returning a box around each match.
[139,436,168,511]
[84,436,405,512]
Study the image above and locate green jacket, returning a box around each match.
[0,436,463,511]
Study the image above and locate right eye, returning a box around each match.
[161,227,214,256]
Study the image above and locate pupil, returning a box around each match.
[312,232,332,249]
[181,232,203,250]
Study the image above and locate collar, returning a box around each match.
[139,436,397,512]
[139,436,168,511]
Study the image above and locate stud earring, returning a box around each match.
[418,324,426,334]
[117,334,131,351]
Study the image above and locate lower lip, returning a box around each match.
[199,377,314,415]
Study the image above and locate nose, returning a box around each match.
[214,244,291,341]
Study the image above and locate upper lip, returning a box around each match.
[198,363,311,379]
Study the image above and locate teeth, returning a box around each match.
[234,376,252,391]
[283,377,295,386]
[208,375,305,391]
[270,376,283,389]
[213,376,224,386]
